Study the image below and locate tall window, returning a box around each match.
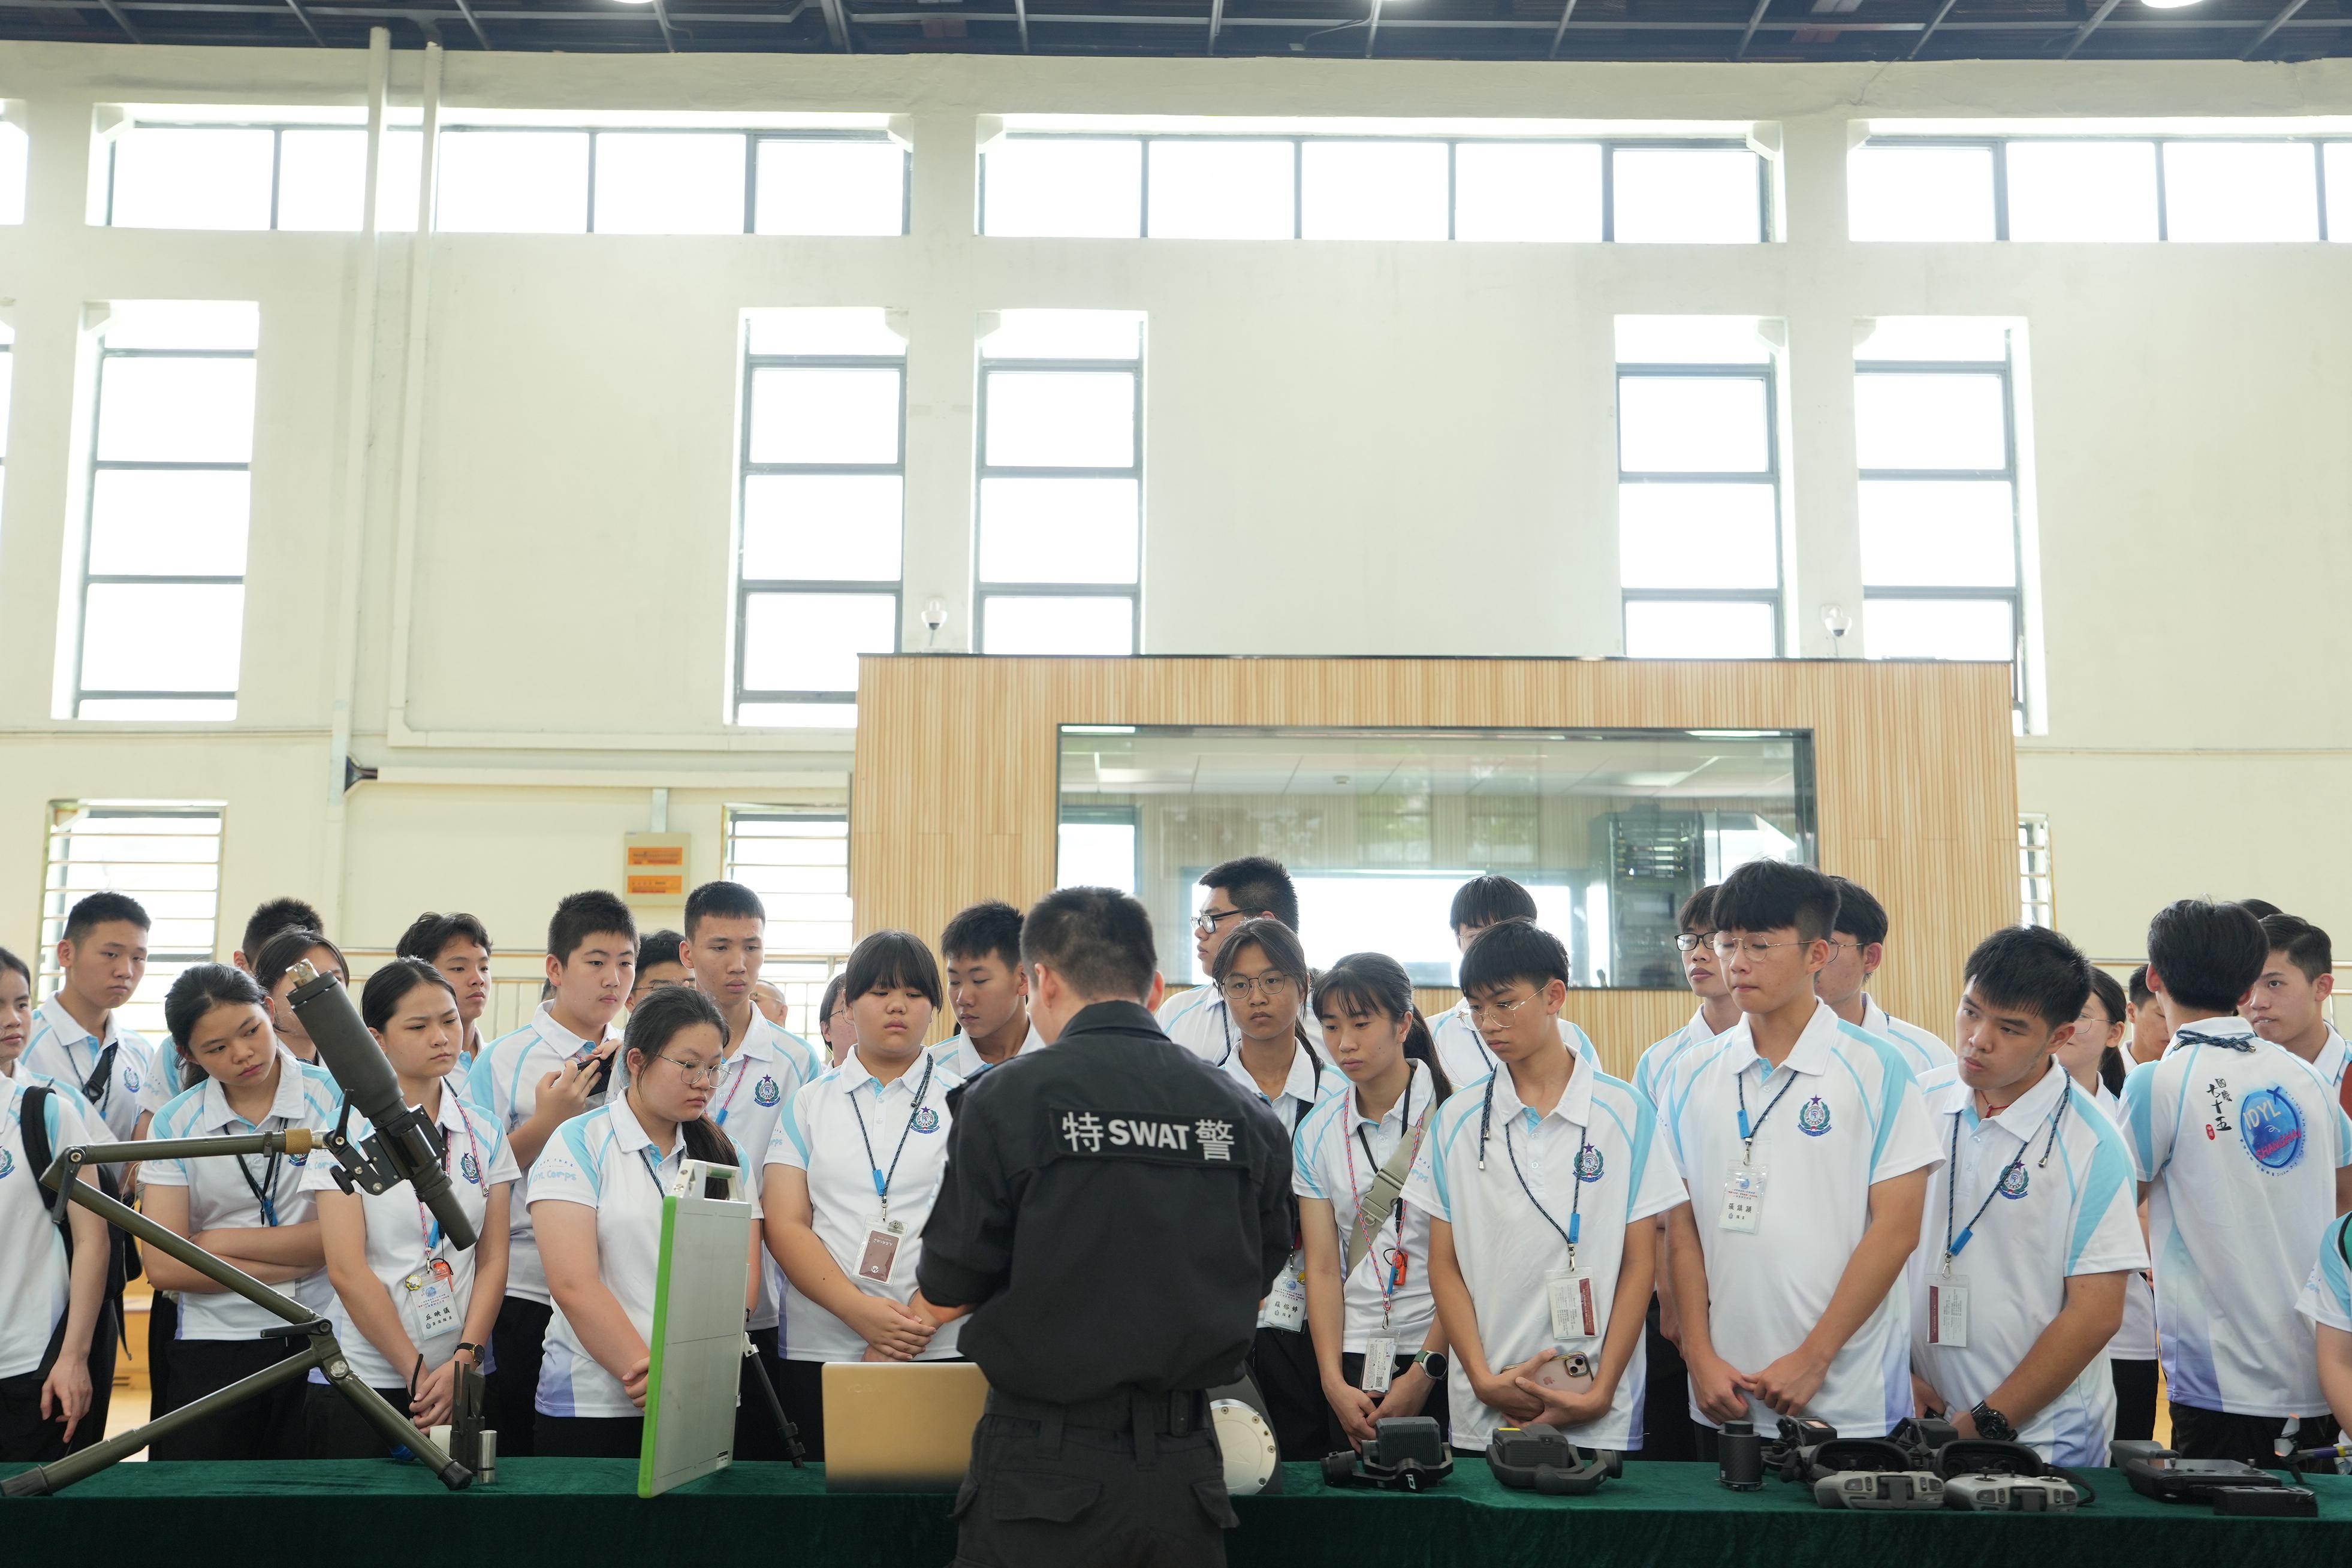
[2018,813,2053,929]
[1615,317,1783,658]
[735,309,905,728]
[981,133,1766,244]
[41,801,225,1039]
[74,301,259,720]
[1852,135,2352,243]
[723,809,853,1021]
[1855,319,2027,708]
[976,311,1144,655]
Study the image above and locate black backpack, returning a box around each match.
[22,1084,136,1367]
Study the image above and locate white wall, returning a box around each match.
[1,43,2349,970]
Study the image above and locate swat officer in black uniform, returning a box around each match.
[919,886,1293,1568]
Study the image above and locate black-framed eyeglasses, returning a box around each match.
[1675,933,1716,953]
[1193,907,1260,938]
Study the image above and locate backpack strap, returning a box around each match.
[22,1084,71,1229]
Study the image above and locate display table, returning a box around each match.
[6,1459,2349,1566]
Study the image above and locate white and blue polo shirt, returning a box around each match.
[1427,1002,1585,1098]
[1406,1047,1685,1453]
[1907,1061,2146,1466]
[1632,1008,1724,1108]
[2294,1213,2352,1337]
[2121,1015,2352,1416]
[1653,999,1940,1437]
[464,1004,620,1306]
[1861,994,1958,1076]
[2096,1082,2158,1362]
[705,1014,824,1335]
[1158,986,1323,1066]
[1291,1059,1443,1355]
[0,1071,98,1381]
[144,1052,343,1339]
[24,996,159,1142]
[925,1020,1045,1082]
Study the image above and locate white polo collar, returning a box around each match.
[606,1085,669,1161]
[1485,1041,1596,1130]
[37,994,118,1051]
[1931,1054,2070,1139]
[1348,1059,1436,1133]
[1860,994,1898,1039]
[192,1048,310,1132]
[844,1050,937,1104]
[1223,1038,1321,1108]
[531,1001,616,1054]
[1724,998,1841,1081]
[1687,1006,1724,1042]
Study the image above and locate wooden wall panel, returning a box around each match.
[851,656,2018,1078]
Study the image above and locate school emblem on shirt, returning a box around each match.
[460,1152,482,1185]
[1998,1164,2030,1199]
[0,1148,13,1179]
[1575,1145,1606,1183]
[753,1075,781,1108]
[1798,1096,1832,1136]
[911,1105,940,1134]
[121,1068,140,1093]
[2239,1087,2306,1173]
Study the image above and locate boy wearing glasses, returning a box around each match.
[1656,860,1938,1447]
[1816,876,1955,1074]
[1431,876,1582,1087]
[1158,857,1321,1063]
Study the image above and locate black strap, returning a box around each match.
[21,1084,134,1355]
[78,1041,119,1112]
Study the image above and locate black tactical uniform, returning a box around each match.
[918,999,1294,1567]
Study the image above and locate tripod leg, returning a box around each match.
[742,1346,804,1467]
[321,1349,473,1491]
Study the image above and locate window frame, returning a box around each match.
[1614,357,1786,656]
[1855,338,2027,711]
[981,132,1771,243]
[720,805,854,957]
[40,799,227,1039]
[973,335,1147,655]
[1856,133,2349,243]
[733,331,908,721]
[2018,812,2054,929]
[75,337,257,716]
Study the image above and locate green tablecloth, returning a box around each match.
[7,1458,2350,1566]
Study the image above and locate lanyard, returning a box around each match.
[1942,1087,2070,1270]
[1456,1005,1497,1072]
[635,1145,673,1199]
[846,1055,934,1225]
[2175,1028,2255,1054]
[418,1100,487,1255]
[711,1050,756,1127]
[79,1037,120,1112]
[1503,1111,1590,1271]
[233,1138,285,1229]
[1735,1060,1801,1165]
[1341,1079,1419,1322]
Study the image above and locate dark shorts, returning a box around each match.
[303,1380,416,1460]
[145,1334,309,1461]
[954,1406,1235,1568]
[486,1295,552,1458]
[2168,1401,2339,1466]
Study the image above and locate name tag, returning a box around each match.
[1546,1265,1598,1343]
[400,1259,462,1340]
[858,1215,906,1284]
[1362,1334,1397,1394]
[1929,1277,1970,1348]
[1266,1253,1307,1331]
[1719,1166,1768,1234]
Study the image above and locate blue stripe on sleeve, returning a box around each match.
[2068,1094,2134,1273]
[2321,1217,2352,1321]
[1292,1099,1329,1201]
[2119,1059,2158,1175]
[557,1116,604,1198]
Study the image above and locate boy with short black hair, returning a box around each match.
[1157,855,1316,1062]
[396,910,494,1071]
[2121,898,2352,1463]
[2125,965,2167,1066]
[930,900,1042,1078]
[234,897,325,972]
[1657,860,1939,1445]
[25,892,161,1146]
[2244,914,2351,1111]
[1908,927,2145,1465]
[1430,875,1553,1086]
[464,889,637,1458]
[1816,876,1955,1074]
[629,929,689,1006]
[1419,920,1684,1454]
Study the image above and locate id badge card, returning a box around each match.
[1361,1334,1398,1394]
[858,1215,906,1284]
[1546,1265,1599,1343]
[1928,1274,1970,1348]
[1266,1252,1307,1331]
[1718,1165,1768,1234]
[401,1258,462,1340]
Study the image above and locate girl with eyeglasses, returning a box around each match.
[527,984,752,1458]
[1211,917,1335,1461]
[252,928,350,1071]
[763,931,967,1460]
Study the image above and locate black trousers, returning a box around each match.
[0,1368,71,1463]
[777,1358,831,1461]
[303,1380,416,1459]
[954,1394,1234,1568]
[2168,1401,2339,1466]
[734,1325,796,1461]
[1246,1325,1326,1463]
[538,1412,645,1458]
[1323,1351,1451,1454]
[144,1334,309,1461]
[486,1295,551,1458]
[145,1293,178,1419]
[2111,1358,2159,1444]
[1640,1297,1696,1461]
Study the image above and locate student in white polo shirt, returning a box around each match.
[252,928,348,1069]
[1907,927,2145,1466]
[764,931,964,1460]
[140,964,342,1460]
[2126,966,2167,1069]
[25,892,160,1149]
[1657,860,1939,1450]
[2122,897,2352,1464]
[1631,882,1736,1463]
[1210,916,1336,1460]
[0,945,111,1464]
[2246,915,2352,1111]
[1295,952,1456,1450]
[395,912,496,1074]
[1430,876,1540,1086]
[301,960,517,1457]
[680,878,825,1461]
[928,901,1045,1079]
[465,888,637,1458]
[1421,920,1685,1455]
[1816,877,1956,1075]
[814,973,853,1068]
[1157,857,1322,1062]
[2062,968,2160,1442]
[2299,1213,2352,1430]
[530,984,753,1458]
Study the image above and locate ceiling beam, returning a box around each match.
[282,0,327,42]
[1734,0,1771,57]
[816,0,851,49]
[1546,0,1577,59]
[95,0,145,40]
[1012,0,1027,49]
[450,0,491,47]
[648,0,677,48]
[2060,0,2124,58]
[1362,0,1381,55]
[2241,0,2308,58]
[1205,0,1221,52]
[1907,0,1961,59]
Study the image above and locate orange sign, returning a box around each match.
[622,833,690,907]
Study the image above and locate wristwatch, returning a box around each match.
[1413,1350,1449,1382]
[1969,1400,2016,1442]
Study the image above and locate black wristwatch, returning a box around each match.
[1413,1350,1449,1382]
[1970,1401,2016,1442]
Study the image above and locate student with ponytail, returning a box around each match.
[1295,952,1455,1452]
[528,984,756,1457]
[303,960,518,1457]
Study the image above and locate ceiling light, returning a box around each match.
[2140,0,2203,10]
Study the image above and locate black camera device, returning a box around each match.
[2113,1440,2306,1513]
[1485,1425,1623,1495]
[1321,1417,1453,1493]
